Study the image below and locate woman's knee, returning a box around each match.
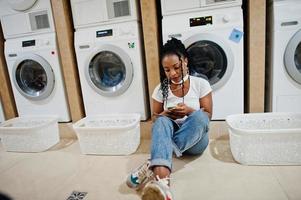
[152,116,174,137]
[189,110,209,125]
[184,133,209,155]
[187,110,209,134]
[153,116,173,128]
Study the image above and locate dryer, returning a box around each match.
[162,6,244,120]
[70,0,139,29]
[161,0,242,16]
[4,33,71,122]
[267,0,301,112]
[74,21,149,120]
[0,0,55,39]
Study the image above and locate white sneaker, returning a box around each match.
[141,175,174,200]
[126,160,154,190]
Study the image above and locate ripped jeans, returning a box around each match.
[150,110,209,171]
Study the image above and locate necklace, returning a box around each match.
[171,74,189,85]
[170,75,189,92]
[170,85,183,92]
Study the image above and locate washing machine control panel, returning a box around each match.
[189,12,240,28]
[190,16,213,27]
[96,29,113,38]
[21,38,52,49]
[22,40,36,47]
[94,26,136,38]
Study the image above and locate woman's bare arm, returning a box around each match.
[199,92,213,119]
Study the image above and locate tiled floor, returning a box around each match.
[0,125,301,200]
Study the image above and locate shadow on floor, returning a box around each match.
[135,140,151,154]
[120,134,238,196]
[209,135,237,163]
[119,153,200,197]
[48,138,76,151]
[118,182,141,196]
[172,153,201,172]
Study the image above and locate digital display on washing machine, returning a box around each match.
[96,29,113,38]
[190,16,212,27]
[22,40,35,47]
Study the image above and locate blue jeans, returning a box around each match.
[150,110,210,171]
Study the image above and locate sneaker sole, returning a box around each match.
[126,175,139,189]
[141,184,165,200]
[126,176,149,191]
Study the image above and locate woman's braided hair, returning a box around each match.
[160,37,190,105]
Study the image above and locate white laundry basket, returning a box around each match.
[0,117,59,152]
[226,113,301,165]
[73,113,141,155]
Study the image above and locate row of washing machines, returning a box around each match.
[0,0,149,122]
[0,0,300,124]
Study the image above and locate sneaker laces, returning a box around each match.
[154,175,173,200]
[155,175,171,187]
[133,161,152,181]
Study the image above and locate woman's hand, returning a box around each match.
[154,109,185,120]
[152,100,195,121]
[169,103,195,117]
[159,109,183,120]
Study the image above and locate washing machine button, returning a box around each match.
[43,40,50,46]
[222,15,230,23]
[119,27,134,36]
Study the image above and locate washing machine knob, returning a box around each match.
[120,28,131,36]
[44,40,50,46]
[222,15,230,23]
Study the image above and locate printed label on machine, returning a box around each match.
[229,28,243,43]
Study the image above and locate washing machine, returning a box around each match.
[74,21,149,120]
[4,33,71,122]
[70,0,139,29]
[0,99,5,123]
[0,0,55,39]
[266,0,301,112]
[161,0,242,16]
[162,6,244,120]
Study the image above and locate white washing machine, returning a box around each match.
[161,0,242,16]
[74,21,149,120]
[4,33,71,122]
[0,99,5,123]
[70,0,139,29]
[162,6,244,120]
[266,0,301,112]
[0,0,55,39]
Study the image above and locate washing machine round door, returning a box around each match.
[12,54,55,100]
[184,33,234,90]
[8,0,38,11]
[284,29,301,85]
[86,44,133,97]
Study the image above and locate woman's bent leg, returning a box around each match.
[150,116,176,172]
[173,110,209,156]
[184,131,209,155]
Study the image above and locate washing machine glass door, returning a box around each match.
[8,0,38,11]
[86,44,133,97]
[184,33,234,90]
[284,29,301,85]
[12,54,55,100]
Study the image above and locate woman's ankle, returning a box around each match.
[153,166,171,179]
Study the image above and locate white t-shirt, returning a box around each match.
[152,75,212,111]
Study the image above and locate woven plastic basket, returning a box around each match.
[226,113,301,165]
[73,113,141,155]
[0,117,59,152]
